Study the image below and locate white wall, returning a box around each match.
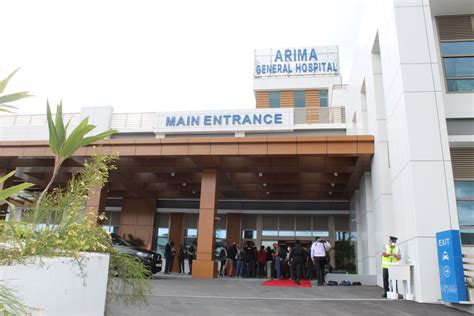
[347,0,465,302]
[0,253,109,316]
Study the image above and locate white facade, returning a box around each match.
[346,0,473,303]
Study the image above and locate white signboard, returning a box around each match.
[254,46,339,78]
[157,108,294,134]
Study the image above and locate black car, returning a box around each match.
[110,233,162,274]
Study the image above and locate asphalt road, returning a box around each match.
[108,274,468,315]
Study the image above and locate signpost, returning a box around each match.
[436,230,467,303]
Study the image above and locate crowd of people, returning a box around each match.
[218,237,332,285]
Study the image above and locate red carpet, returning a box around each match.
[261,279,312,288]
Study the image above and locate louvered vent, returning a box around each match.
[451,148,474,179]
[437,15,474,41]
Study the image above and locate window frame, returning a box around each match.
[294,90,306,108]
[455,179,474,245]
[439,39,474,94]
[319,89,329,107]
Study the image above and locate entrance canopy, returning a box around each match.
[0,135,373,201]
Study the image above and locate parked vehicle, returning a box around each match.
[110,233,162,274]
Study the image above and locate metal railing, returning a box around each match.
[294,107,346,124]
[0,113,80,127]
[110,112,157,130]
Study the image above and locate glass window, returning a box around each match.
[319,89,328,107]
[185,228,197,238]
[461,229,474,245]
[447,79,474,92]
[455,181,474,198]
[444,57,474,78]
[458,201,474,227]
[262,230,278,236]
[242,230,256,239]
[279,230,295,237]
[313,231,329,237]
[295,231,312,237]
[441,41,474,55]
[440,40,474,92]
[215,229,227,239]
[294,91,306,108]
[269,91,281,108]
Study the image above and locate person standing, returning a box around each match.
[257,246,267,278]
[235,244,245,277]
[272,243,282,279]
[245,242,256,278]
[278,245,288,279]
[188,244,196,275]
[289,240,304,284]
[164,241,173,274]
[311,236,331,286]
[381,236,401,298]
[218,245,228,277]
[178,245,185,273]
[169,242,176,273]
[226,243,237,277]
[265,246,273,278]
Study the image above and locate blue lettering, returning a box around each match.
[166,116,176,127]
[274,113,283,124]
[332,62,338,73]
[327,62,333,72]
[256,65,261,75]
[309,48,318,61]
[253,114,262,124]
[263,114,273,124]
[262,65,266,74]
[191,116,199,126]
[232,115,241,125]
[177,117,185,126]
[242,115,252,124]
[302,63,307,72]
[285,49,292,61]
[321,62,326,72]
[275,50,283,62]
[272,64,276,74]
[277,64,282,73]
[295,63,302,73]
[308,63,313,72]
[314,63,318,72]
[213,115,221,125]
[204,115,212,126]
[297,49,307,61]
[223,115,231,125]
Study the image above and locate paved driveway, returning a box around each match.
[108,274,468,315]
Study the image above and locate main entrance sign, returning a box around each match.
[254,46,339,78]
[157,109,293,133]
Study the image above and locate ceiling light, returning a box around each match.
[334,172,338,177]
[266,191,270,195]
[263,183,267,187]
[171,172,175,177]
[192,190,196,194]
[331,183,335,187]
[182,182,187,186]
[329,191,333,195]
[259,172,263,177]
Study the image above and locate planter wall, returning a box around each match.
[0,252,109,316]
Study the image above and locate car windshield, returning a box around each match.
[111,234,133,247]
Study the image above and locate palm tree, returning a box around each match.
[35,102,117,209]
[0,68,31,113]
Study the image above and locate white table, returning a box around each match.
[388,264,415,300]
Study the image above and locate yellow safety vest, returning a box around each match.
[381,244,399,269]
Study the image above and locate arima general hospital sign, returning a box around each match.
[254,46,339,77]
[157,109,294,133]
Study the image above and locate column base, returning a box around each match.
[191,259,217,279]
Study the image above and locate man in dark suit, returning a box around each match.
[289,240,304,284]
[164,241,174,274]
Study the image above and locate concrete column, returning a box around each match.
[85,188,107,225]
[193,169,218,279]
[169,213,184,272]
[226,213,241,246]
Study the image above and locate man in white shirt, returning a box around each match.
[311,236,331,286]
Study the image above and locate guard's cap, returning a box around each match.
[389,236,398,242]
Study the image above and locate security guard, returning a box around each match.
[381,236,401,298]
